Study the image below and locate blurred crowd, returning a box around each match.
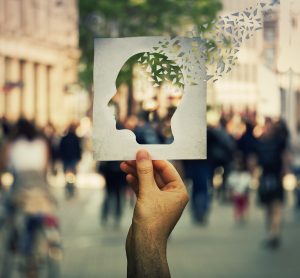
[0,118,85,276]
[116,111,175,145]
[0,110,300,275]
[188,110,294,249]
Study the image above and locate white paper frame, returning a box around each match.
[93,37,206,161]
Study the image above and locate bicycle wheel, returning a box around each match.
[19,228,62,278]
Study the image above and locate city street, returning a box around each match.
[55,187,300,278]
[1,1,300,278]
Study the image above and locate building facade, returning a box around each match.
[0,0,80,127]
[212,0,300,144]
[278,0,300,145]
[209,0,261,111]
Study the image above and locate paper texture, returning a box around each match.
[93,37,206,161]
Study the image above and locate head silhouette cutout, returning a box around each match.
[108,52,185,145]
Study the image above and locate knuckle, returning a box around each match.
[181,191,190,203]
[138,166,153,175]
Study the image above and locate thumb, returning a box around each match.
[136,150,155,193]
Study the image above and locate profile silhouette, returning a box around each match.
[108,52,184,144]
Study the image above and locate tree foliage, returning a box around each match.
[78,0,222,90]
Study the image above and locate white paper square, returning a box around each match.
[93,37,206,161]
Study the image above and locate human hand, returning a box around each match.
[121,150,189,242]
[120,150,189,278]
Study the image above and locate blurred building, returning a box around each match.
[277,0,300,146]
[210,0,300,145]
[209,0,259,111]
[0,0,80,127]
[210,0,280,117]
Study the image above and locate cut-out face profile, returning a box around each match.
[108,52,185,145]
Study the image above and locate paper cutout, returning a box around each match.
[93,0,280,160]
[93,37,206,161]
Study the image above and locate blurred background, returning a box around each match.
[0,0,300,277]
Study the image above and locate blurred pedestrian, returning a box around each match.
[6,119,49,191]
[208,120,236,202]
[237,119,257,171]
[0,120,5,192]
[0,119,55,223]
[183,160,211,225]
[59,123,82,174]
[256,118,289,249]
[59,123,82,197]
[0,119,8,228]
[1,119,60,277]
[1,116,11,137]
[98,161,126,228]
[134,112,161,144]
[0,118,4,147]
[44,123,60,176]
[0,117,9,182]
[227,153,251,223]
[295,183,300,209]
[0,120,5,226]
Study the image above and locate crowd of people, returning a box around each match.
[114,111,175,145]
[0,118,65,276]
[0,118,83,193]
[0,110,298,266]
[189,110,292,249]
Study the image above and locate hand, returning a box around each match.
[121,149,189,241]
[120,150,189,278]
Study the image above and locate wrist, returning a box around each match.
[131,221,168,248]
[126,224,170,278]
[126,223,168,261]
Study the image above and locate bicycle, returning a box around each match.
[0,188,63,278]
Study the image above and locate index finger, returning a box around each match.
[153,160,184,187]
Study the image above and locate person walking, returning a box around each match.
[256,118,289,249]
[208,121,236,202]
[1,119,60,277]
[227,154,251,223]
[59,123,82,174]
[98,161,126,227]
[183,160,211,225]
[59,123,82,197]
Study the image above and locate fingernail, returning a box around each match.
[136,150,149,162]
